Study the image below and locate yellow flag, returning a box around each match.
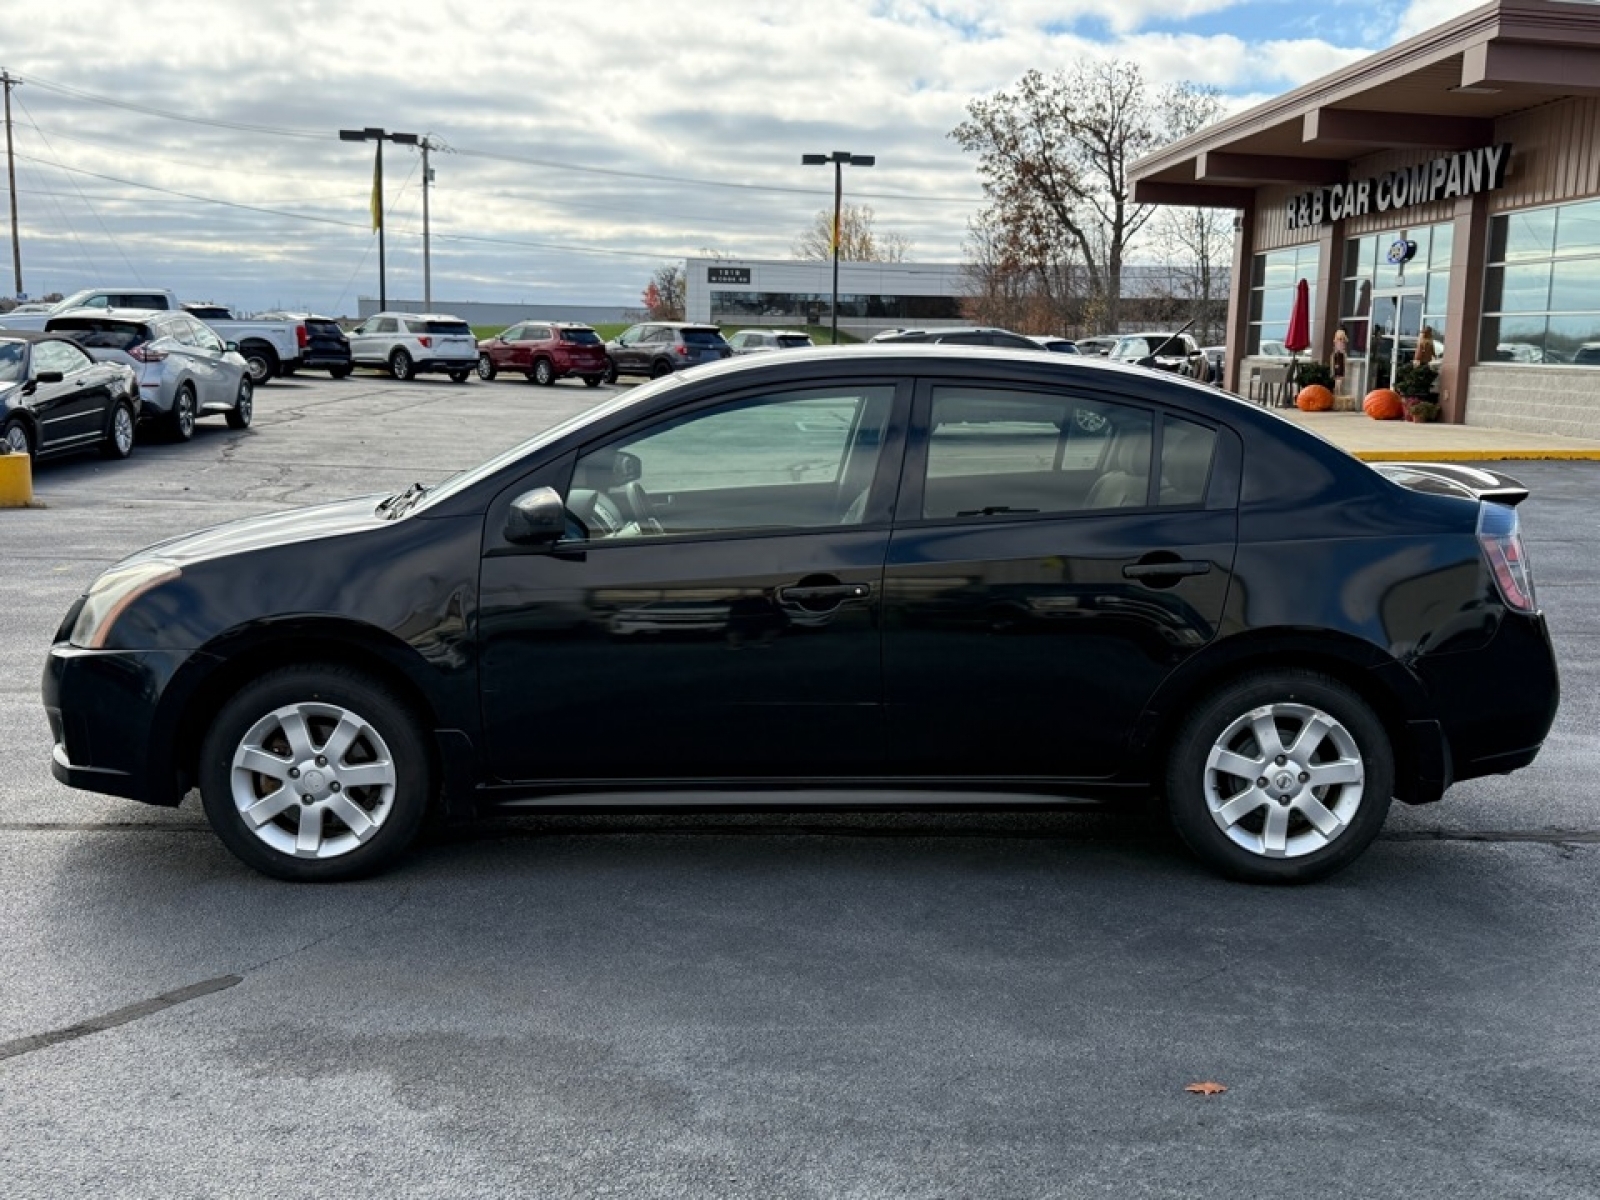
[370,157,382,231]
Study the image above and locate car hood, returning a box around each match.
[123,493,392,568]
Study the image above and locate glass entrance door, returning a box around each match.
[1368,290,1424,392]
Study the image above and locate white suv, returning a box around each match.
[348,312,477,382]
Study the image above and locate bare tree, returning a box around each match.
[951,62,1220,333]
[1148,86,1234,345]
[641,263,685,321]
[793,203,911,262]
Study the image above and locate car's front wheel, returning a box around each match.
[226,378,255,429]
[477,354,497,381]
[448,369,470,383]
[3,416,33,458]
[602,357,619,385]
[1165,670,1393,884]
[583,375,602,388]
[198,664,433,882]
[329,365,352,380]
[390,349,415,381]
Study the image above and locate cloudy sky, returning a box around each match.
[1,0,1481,316]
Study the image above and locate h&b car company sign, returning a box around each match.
[1286,143,1511,230]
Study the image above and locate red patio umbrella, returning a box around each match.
[1281,278,1312,405]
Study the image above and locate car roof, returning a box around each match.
[371,311,468,321]
[0,329,81,344]
[48,307,168,322]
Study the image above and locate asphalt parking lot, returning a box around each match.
[2,371,1598,1199]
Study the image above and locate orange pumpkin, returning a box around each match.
[1363,388,1405,420]
[1296,384,1334,412]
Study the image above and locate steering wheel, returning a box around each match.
[623,481,664,534]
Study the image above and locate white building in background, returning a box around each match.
[684,258,968,340]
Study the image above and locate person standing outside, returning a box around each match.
[1414,325,1437,366]
[1332,327,1349,403]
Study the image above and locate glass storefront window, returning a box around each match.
[1247,246,1318,353]
[1481,199,1600,365]
[1429,224,1454,271]
[1556,199,1600,258]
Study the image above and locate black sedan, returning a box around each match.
[42,347,1560,884]
[1,331,140,461]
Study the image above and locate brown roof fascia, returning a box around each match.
[1129,0,1593,185]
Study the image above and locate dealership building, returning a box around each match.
[1130,0,1600,436]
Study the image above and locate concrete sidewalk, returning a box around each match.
[1268,407,1600,462]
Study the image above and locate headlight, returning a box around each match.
[69,559,181,649]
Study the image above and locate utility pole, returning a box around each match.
[3,70,22,298]
[420,137,435,310]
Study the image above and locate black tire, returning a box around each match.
[242,343,278,387]
[1165,670,1394,884]
[650,359,673,379]
[532,358,555,386]
[2,416,33,459]
[100,400,137,459]
[198,663,433,882]
[583,375,602,388]
[476,354,498,381]
[167,384,198,442]
[602,357,619,385]
[329,365,353,380]
[390,349,415,381]
[448,370,471,384]
[226,377,255,430]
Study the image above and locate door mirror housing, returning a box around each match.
[34,370,65,384]
[505,486,568,546]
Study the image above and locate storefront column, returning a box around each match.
[1440,190,1491,424]
[1312,219,1343,363]
[1223,203,1254,392]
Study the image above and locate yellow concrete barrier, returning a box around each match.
[0,448,33,507]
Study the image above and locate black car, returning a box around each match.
[258,312,353,379]
[43,348,1560,885]
[870,326,1042,349]
[1,331,140,462]
[603,322,732,381]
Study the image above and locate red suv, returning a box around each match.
[476,321,607,387]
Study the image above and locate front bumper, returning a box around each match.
[42,642,190,807]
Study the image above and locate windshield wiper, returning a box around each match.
[378,481,427,519]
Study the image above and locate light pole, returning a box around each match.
[802,151,874,344]
[339,126,418,311]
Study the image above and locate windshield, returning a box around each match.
[412,372,695,513]
[49,289,99,314]
[0,341,24,383]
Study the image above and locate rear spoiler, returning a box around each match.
[1370,462,1530,507]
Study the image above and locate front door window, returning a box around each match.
[1368,291,1424,391]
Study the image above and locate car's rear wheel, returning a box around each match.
[476,354,497,381]
[1165,670,1393,884]
[241,344,278,387]
[167,384,197,442]
[198,664,433,882]
[390,349,415,381]
[650,359,673,378]
[3,416,33,458]
[532,358,555,386]
[226,377,255,429]
[100,400,136,459]
[602,357,619,385]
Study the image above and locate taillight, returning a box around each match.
[128,342,166,363]
[417,336,432,349]
[1478,503,1536,613]
[296,324,308,349]
[674,342,689,356]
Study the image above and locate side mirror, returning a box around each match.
[34,370,65,384]
[504,486,568,546]
[225,341,240,353]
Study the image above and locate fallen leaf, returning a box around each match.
[1185,1081,1227,1096]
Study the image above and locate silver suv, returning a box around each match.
[46,308,253,441]
[349,312,477,382]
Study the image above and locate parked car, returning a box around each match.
[1029,335,1080,354]
[182,304,303,387]
[256,312,353,379]
[870,326,1041,349]
[4,301,54,316]
[46,308,252,440]
[1201,345,1227,380]
[0,286,180,332]
[42,347,1559,886]
[477,322,607,387]
[1569,343,1600,365]
[1110,332,1201,373]
[604,322,732,381]
[0,331,140,462]
[1074,335,1119,357]
[728,329,815,354]
[348,312,476,382]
